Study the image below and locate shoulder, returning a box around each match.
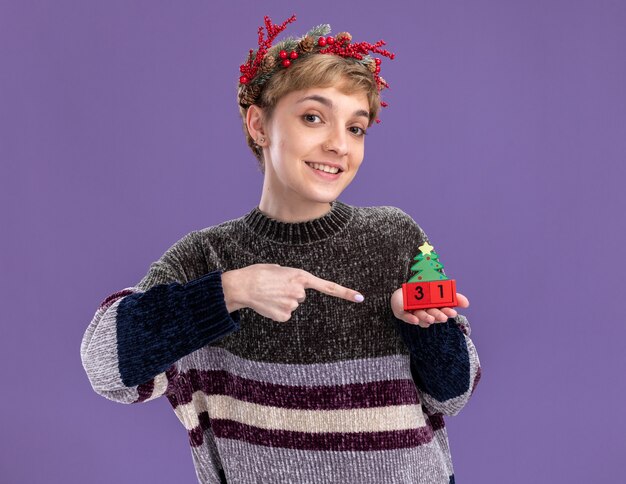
[157,230,199,262]
[352,204,423,234]
[351,204,430,257]
[157,216,240,264]
[194,216,243,245]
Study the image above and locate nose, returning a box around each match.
[323,125,349,156]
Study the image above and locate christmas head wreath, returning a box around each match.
[237,14,396,124]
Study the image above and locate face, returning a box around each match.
[255,85,370,218]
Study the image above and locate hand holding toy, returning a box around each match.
[393,241,470,327]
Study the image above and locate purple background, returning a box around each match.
[2,1,624,482]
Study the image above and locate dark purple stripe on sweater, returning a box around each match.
[189,412,209,446]
[98,288,135,310]
[135,379,154,403]
[135,364,179,403]
[427,413,445,431]
[167,369,420,410]
[207,419,435,451]
[455,320,469,335]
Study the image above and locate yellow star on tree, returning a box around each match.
[418,241,434,255]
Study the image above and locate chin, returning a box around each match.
[304,191,340,204]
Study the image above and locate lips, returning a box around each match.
[305,162,342,179]
[305,161,344,172]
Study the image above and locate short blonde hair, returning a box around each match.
[237,53,381,173]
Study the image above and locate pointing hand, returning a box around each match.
[222,264,364,322]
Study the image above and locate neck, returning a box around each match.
[258,196,332,223]
[242,199,353,245]
[258,169,333,222]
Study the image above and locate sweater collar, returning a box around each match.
[242,200,354,245]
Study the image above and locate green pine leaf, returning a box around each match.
[306,24,331,38]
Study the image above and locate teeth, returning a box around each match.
[307,162,340,174]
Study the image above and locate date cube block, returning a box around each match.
[402,279,458,311]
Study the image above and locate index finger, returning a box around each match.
[302,272,364,303]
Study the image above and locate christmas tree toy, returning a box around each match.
[402,241,459,311]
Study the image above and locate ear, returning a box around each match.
[246,105,268,146]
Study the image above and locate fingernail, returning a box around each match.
[354,293,364,302]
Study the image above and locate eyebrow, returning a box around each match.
[296,95,370,120]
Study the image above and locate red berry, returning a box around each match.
[289,51,298,59]
[375,66,380,73]
[282,59,291,67]
[279,50,288,59]
[239,76,249,84]
[326,36,334,45]
[318,37,326,46]
[375,58,381,65]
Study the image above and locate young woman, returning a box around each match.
[81,15,481,484]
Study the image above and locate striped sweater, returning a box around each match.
[80,200,481,483]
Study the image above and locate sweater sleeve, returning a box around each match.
[392,209,482,416]
[80,231,241,404]
[394,313,481,416]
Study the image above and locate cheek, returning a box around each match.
[269,137,288,160]
[280,137,302,157]
[342,165,360,185]
[351,148,365,167]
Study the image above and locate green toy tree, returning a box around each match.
[407,242,449,282]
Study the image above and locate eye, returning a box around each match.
[302,113,367,137]
[350,126,368,137]
[303,113,322,124]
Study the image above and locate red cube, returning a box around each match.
[402,280,458,311]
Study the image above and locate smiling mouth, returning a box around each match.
[305,161,343,174]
